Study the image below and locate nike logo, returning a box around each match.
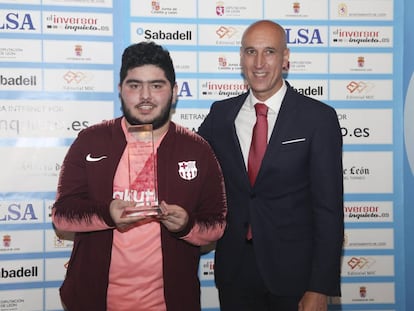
[86,153,108,162]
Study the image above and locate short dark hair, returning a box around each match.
[119,41,176,88]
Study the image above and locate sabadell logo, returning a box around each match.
[1,266,38,278]
[136,27,192,41]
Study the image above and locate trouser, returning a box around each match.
[218,241,301,311]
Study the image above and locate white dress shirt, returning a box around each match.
[235,81,287,168]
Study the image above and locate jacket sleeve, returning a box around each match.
[170,133,227,246]
[52,128,116,232]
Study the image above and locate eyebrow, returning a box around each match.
[242,46,276,50]
[125,79,168,84]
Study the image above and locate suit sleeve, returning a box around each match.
[308,107,344,295]
[197,102,217,143]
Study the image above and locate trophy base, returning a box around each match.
[122,206,162,218]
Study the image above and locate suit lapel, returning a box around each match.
[269,85,299,146]
[229,93,248,167]
[257,85,299,179]
[225,93,251,184]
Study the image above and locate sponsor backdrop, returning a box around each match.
[0,0,409,310]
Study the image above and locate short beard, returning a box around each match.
[120,95,173,130]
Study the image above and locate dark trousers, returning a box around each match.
[218,241,301,311]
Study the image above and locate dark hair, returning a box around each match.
[119,41,176,88]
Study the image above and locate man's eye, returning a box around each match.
[152,84,167,90]
[245,49,256,55]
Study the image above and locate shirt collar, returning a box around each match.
[247,80,287,113]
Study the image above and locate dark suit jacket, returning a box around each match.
[198,82,344,297]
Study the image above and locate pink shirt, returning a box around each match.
[107,120,166,311]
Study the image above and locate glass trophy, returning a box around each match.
[122,124,162,217]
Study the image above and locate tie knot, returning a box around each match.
[255,103,268,116]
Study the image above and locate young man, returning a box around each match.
[52,41,227,311]
[198,20,344,311]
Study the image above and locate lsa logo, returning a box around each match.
[0,203,38,222]
[285,27,324,45]
[177,81,193,98]
[0,11,37,31]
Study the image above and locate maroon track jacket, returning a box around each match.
[53,118,227,311]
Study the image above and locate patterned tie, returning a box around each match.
[246,103,268,240]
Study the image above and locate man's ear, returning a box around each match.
[172,83,178,104]
[283,48,290,70]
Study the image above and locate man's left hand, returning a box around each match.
[158,201,189,233]
[298,291,328,311]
